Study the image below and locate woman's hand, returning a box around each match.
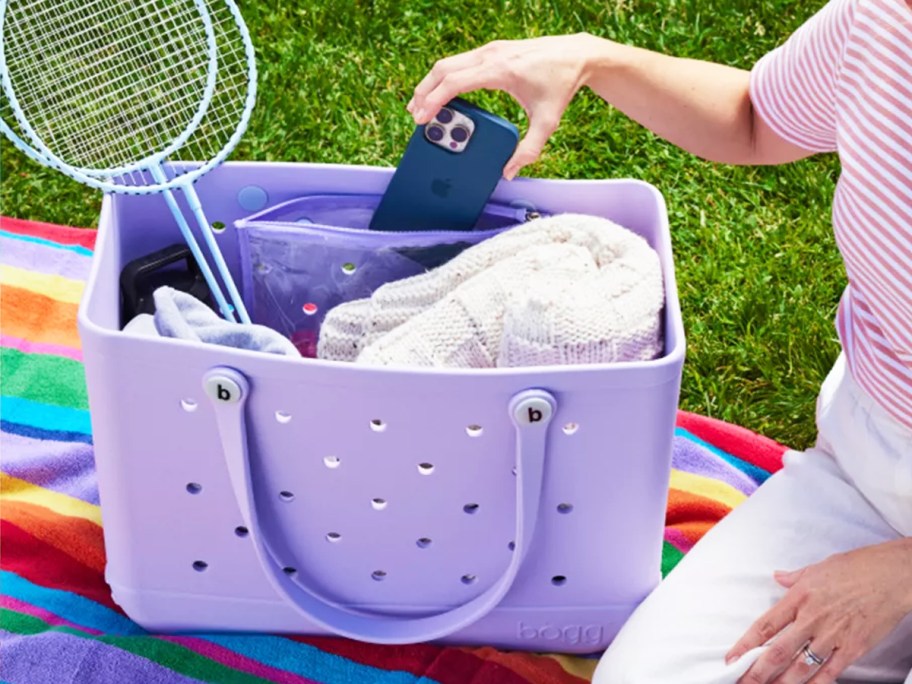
[407,34,599,180]
[727,540,912,683]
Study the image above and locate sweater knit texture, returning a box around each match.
[317,213,665,368]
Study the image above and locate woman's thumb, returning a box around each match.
[503,112,559,180]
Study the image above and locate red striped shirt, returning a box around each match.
[750,0,912,431]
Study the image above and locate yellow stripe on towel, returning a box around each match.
[669,469,747,510]
[0,265,84,304]
[0,473,101,526]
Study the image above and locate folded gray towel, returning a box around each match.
[153,287,300,357]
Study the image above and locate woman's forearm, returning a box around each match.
[579,34,809,166]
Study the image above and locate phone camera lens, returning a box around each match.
[435,108,454,124]
[426,124,445,142]
[450,125,469,143]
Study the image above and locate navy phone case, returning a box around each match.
[369,98,519,232]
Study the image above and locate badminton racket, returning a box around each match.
[0,0,257,323]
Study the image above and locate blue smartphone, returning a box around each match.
[369,97,519,232]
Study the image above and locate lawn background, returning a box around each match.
[0,0,843,449]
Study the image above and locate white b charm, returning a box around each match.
[204,374,243,404]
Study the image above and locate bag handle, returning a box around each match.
[203,366,555,644]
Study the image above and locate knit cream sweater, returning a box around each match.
[317,213,665,368]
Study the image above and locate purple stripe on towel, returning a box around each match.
[0,630,204,684]
[671,435,758,496]
[0,431,99,505]
[0,235,92,280]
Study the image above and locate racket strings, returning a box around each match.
[12,1,207,167]
[9,0,203,111]
[171,0,250,165]
[4,0,212,169]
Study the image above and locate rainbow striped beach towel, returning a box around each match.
[0,216,788,683]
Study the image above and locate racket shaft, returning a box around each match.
[150,166,237,322]
[181,183,251,324]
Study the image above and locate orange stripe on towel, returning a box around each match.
[666,488,734,524]
[667,521,717,548]
[0,285,81,350]
[0,500,106,573]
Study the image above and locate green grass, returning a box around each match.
[0,0,843,449]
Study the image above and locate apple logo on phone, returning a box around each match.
[431,178,452,198]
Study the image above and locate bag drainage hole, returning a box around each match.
[341,262,357,275]
[181,398,198,412]
[416,537,432,548]
[192,561,208,572]
[563,422,579,435]
[302,302,319,316]
[323,455,341,468]
[186,482,202,494]
[466,424,483,437]
[463,503,479,514]
[283,566,297,576]
[235,526,249,537]
[370,419,386,432]
[326,532,342,542]
[557,503,574,514]
[371,570,387,581]
[275,411,292,424]
[279,491,295,502]
[508,541,516,551]
[551,575,567,586]
[417,462,434,475]
[461,574,477,585]
[371,498,388,510]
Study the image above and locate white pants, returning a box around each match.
[594,355,912,684]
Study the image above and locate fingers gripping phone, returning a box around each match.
[369,97,519,232]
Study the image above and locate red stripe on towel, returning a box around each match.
[0,216,97,249]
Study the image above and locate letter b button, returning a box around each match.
[512,394,553,426]
[204,374,242,404]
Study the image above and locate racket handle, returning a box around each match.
[181,183,252,324]
[149,165,238,322]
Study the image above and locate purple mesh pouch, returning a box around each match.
[235,194,542,356]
